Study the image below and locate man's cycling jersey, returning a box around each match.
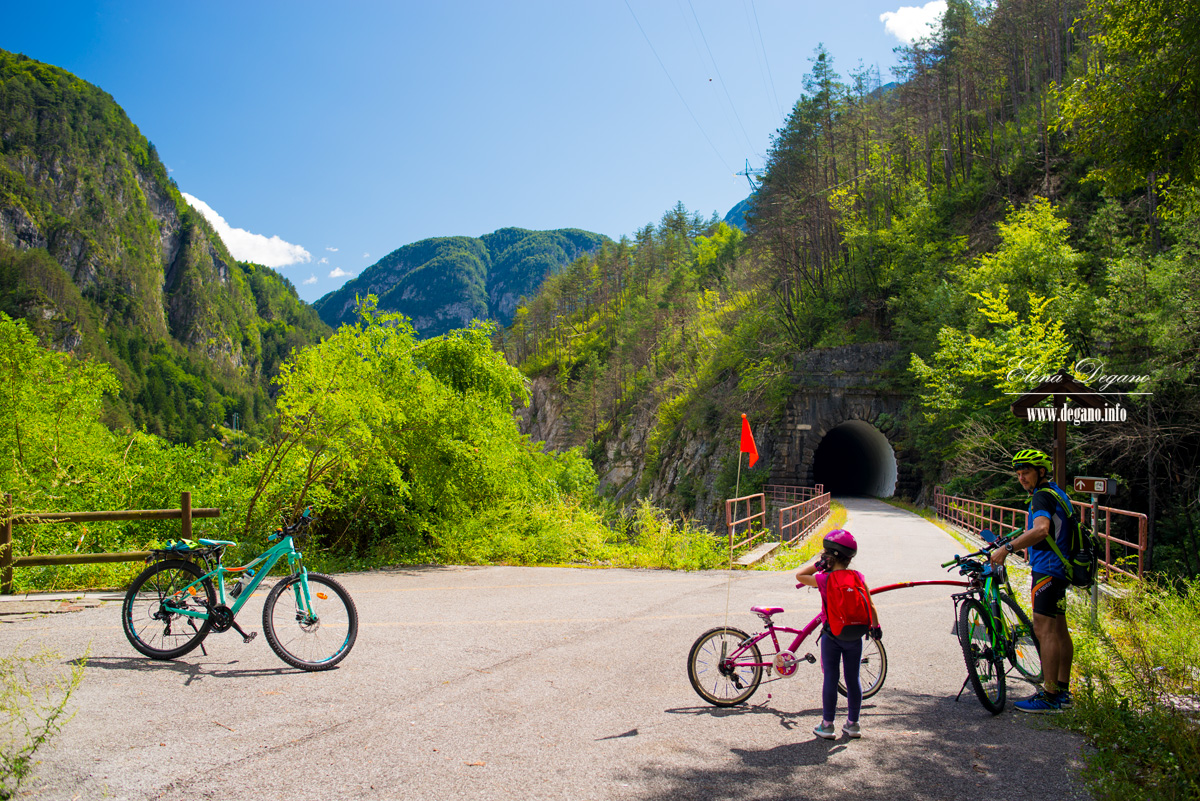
[1025,481,1073,580]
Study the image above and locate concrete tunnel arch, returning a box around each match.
[811,420,898,497]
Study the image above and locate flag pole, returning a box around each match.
[724,448,743,631]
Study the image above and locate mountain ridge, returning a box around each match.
[314,226,609,336]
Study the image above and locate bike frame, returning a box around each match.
[723,579,969,669]
[165,535,310,621]
[946,532,1026,660]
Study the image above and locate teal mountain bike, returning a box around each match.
[942,528,1042,713]
[121,510,358,671]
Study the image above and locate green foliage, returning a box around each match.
[1059,0,1200,191]
[910,289,1071,423]
[605,499,726,571]
[0,645,86,799]
[1067,579,1200,799]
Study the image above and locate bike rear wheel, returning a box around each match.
[958,599,1006,714]
[263,572,358,671]
[837,636,888,700]
[998,592,1042,684]
[687,627,763,707]
[122,559,215,660]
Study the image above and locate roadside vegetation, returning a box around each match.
[0,645,86,799]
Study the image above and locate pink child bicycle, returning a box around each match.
[687,579,964,706]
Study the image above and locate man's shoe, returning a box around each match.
[1014,689,1063,714]
[1057,690,1073,709]
[813,722,836,740]
[842,721,861,739]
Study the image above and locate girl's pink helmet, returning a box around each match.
[823,529,858,560]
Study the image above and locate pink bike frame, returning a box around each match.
[734,579,971,668]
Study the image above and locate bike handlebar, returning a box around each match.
[940,528,1020,569]
[268,508,314,542]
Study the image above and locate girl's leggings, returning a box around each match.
[821,633,863,722]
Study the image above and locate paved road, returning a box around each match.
[2,498,1089,800]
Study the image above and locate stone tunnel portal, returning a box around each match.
[811,420,897,497]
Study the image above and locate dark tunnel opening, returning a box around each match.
[811,420,897,497]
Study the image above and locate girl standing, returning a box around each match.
[796,529,881,740]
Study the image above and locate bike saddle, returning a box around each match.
[751,606,784,617]
[198,538,237,547]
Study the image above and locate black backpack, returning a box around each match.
[1036,487,1100,588]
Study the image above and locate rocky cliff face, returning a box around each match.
[0,50,329,437]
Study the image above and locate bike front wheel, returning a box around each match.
[122,559,215,660]
[263,573,358,671]
[837,636,888,700]
[998,593,1042,684]
[687,627,763,707]
[958,598,1006,714]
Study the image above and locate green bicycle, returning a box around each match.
[121,510,358,671]
[942,528,1042,714]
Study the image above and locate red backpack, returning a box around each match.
[823,570,874,636]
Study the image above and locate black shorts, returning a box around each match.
[1031,572,1069,617]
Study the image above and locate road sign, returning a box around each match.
[1073,476,1116,495]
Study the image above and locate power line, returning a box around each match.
[685,0,760,159]
[747,0,785,125]
[623,0,736,176]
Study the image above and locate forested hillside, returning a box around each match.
[0,50,330,441]
[314,227,608,337]
[501,0,1200,576]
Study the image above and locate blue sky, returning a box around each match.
[4,1,945,302]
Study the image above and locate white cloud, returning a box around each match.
[303,275,318,285]
[363,252,370,259]
[182,193,311,268]
[326,246,339,252]
[329,267,354,279]
[319,257,328,264]
[880,1,946,44]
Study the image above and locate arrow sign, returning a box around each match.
[1073,477,1116,495]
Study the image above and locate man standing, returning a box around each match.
[990,448,1074,713]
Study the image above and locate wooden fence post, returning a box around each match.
[181,491,192,540]
[2,494,12,594]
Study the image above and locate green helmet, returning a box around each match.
[1012,448,1052,472]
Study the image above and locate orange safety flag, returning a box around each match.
[740,414,759,467]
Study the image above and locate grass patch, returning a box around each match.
[1,644,87,798]
[755,501,848,571]
[1065,578,1200,800]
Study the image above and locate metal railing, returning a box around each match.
[1,492,220,594]
[764,484,825,505]
[778,491,832,545]
[933,487,1146,580]
[725,493,767,551]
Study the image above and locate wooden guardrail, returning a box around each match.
[0,492,220,594]
[933,487,1146,580]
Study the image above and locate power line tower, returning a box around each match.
[736,159,765,191]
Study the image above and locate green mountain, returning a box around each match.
[0,50,330,441]
[314,228,609,336]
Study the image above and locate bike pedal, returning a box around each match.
[243,631,258,644]
[803,653,816,664]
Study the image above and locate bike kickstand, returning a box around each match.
[955,674,971,702]
[229,619,258,644]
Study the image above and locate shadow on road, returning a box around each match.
[632,692,1087,801]
[75,655,301,684]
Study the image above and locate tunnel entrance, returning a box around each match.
[811,420,897,497]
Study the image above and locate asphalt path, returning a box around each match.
[2,498,1090,800]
